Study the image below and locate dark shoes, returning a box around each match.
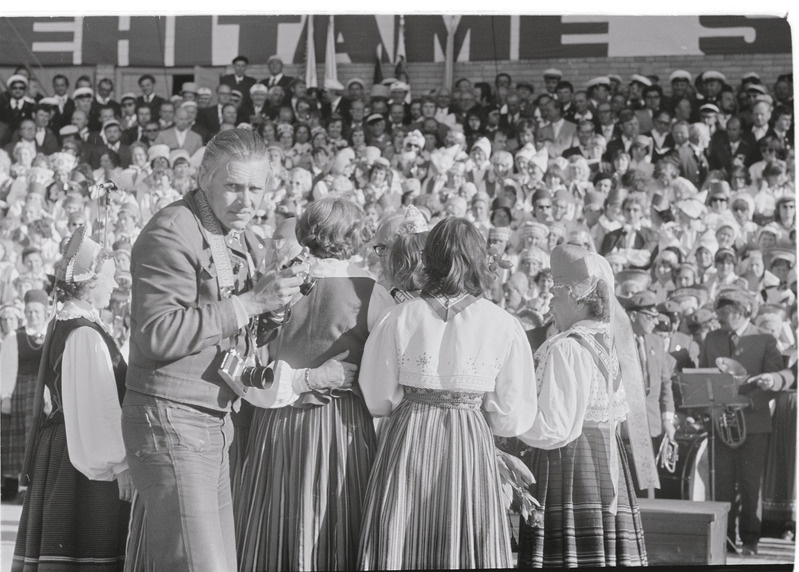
[741,543,758,556]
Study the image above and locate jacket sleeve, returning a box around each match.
[129,211,241,362]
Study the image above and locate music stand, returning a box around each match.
[676,370,745,502]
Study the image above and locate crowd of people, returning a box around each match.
[0,51,795,571]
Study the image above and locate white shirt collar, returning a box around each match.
[309,257,374,280]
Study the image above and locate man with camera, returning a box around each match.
[121,129,347,571]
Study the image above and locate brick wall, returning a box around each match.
[252,52,792,97]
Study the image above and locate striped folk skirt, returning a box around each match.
[358,387,512,570]
[1,371,38,478]
[13,417,130,572]
[518,425,647,568]
[235,393,376,571]
[763,391,796,523]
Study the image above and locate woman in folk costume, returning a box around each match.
[13,225,133,572]
[0,288,49,501]
[357,217,537,570]
[235,196,394,571]
[517,244,656,567]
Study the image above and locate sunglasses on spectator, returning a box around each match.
[373,244,388,257]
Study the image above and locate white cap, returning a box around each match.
[148,144,171,163]
[607,74,623,84]
[703,70,727,83]
[630,74,652,87]
[181,82,199,94]
[7,74,29,87]
[746,83,767,95]
[366,113,385,124]
[742,72,761,82]
[267,55,283,64]
[323,78,345,91]
[543,68,562,79]
[102,119,122,130]
[38,97,59,106]
[180,100,198,109]
[120,92,137,101]
[197,87,213,97]
[249,83,268,95]
[346,78,365,89]
[669,70,692,83]
[59,125,79,136]
[390,81,410,92]
[73,87,94,98]
[586,76,611,89]
[699,103,720,114]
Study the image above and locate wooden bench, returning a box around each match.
[638,498,730,565]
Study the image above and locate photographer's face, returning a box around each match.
[202,159,271,231]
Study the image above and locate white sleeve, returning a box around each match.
[483,319,537,437]
[518,337,593,450]
[243,359,302,409]
[0,332,19,400]
[62,327,128,481]
[360,310,403,417]
[367,284,395,331]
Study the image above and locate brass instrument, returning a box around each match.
[656,434,679,473]
[714,357,750,449]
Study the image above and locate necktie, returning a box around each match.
[36,128,45,146]
[729,332,738,355]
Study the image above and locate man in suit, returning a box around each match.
[87,119,132,169]
[674,122,710,188]
[563,119,599,160]
[624,292,676,451]
[603,108,639,162]
[708,116,752,174]
[136,74,166,117]
[51,74,75,130]
[237,83,269,127]
[31,104,59,155]
[742,100,777,166]
[699,288,784,556]
[95,78,121,118]
[594,100,619,143]
[198,84,233,136]
[181,101,212,145]
[320,79,350,123]
[120,93,139,129]
[121,128,306,571]
[261,55,293,101]
[649,109,676,162]
[537,99,577,158]
[122,104,152,146]
[154,106,203,156]
[0,75,36,140]
[220,56,257,103]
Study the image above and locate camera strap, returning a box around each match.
[193,188,237,298]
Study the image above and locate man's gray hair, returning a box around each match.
[198,128,270,189]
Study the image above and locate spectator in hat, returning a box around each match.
[239,83,269,127]
[0,75,35,138]
[622,290,677,456]
[119,93,138,130]
[220,55,257,102]
[699,287,783,555]
[262,55,294,96]
[135,74,165,117]
[320,79,350,123]
[542,68,562,98]
[770,105,794,159]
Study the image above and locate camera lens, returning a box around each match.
[241,366,274,390]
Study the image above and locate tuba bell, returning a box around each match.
[714,357,750,449]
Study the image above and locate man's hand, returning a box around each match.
[661,418,676,440]
[238,265,305,317]
[307,351,358,391]
[116,469,135,502]
[750,372,780,391]
[1,397,11,415]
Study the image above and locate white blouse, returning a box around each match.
[519,320,629,450]
[359,297,537,437]
[59,300,128,481]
